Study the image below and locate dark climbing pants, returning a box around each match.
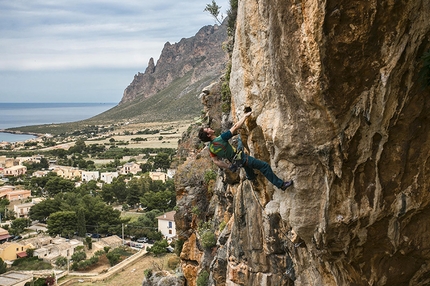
[242,154,284,188]
[236,135,284,188]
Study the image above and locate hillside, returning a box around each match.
[90,22,228,124]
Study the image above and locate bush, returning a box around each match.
[200,230,217,249]
[167,256,181,270]
[197,270,210,286]
[55,256,67,268]
[148,239,169,256]
[0,258,6,274]
[204,170,217,184]
[219,221,227,232]
[106,252,120,266]
[144,269,152,278]
[174,239,184,256]
[71,251,86,263]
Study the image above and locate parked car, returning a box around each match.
[91,233,102,238]
[10,235,22,241]
[136,237,148,243]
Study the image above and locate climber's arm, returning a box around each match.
[230,111,252,135]
[211,155,231,170]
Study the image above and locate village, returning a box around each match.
[0,121,190,285]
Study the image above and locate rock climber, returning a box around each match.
[198,111,293,190]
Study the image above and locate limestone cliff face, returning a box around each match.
[176,1,430,286]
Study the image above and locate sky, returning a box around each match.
[0,0,229,103]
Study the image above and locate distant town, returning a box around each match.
[0,121,190,285]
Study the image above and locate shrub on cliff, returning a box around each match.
[200,230,217,249]
[197,270,210,286]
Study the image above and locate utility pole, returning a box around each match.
[122,223,124,245]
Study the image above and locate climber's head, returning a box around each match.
[198,127,214,142]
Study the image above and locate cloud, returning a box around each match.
[0,0,229,102]
[0,0,229,71]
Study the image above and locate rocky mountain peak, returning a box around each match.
[120,22,228,105]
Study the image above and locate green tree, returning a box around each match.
[126,209,163,240]
[69,139,86,154]
[10,218,30,235]
[76,208,87,237]
[0,258,6,274]
[79,195,123,234]
[55,256,68,268]
[44,176,75,196]
[204,0,222,24]
[85,236,92,250]
[151,152,171,171]
[71,250,86,263]
[106,251,120,266]
[101,183,115,204]
[140,162,152,173]
[26,248,35,257]
[0,198,10,220]
[29,198,61,222]
[47,211,77,238]
[140,190,175,211]
[148,239,169,256]
[50,148,67,159]
[76,180,98,196]
[111,177,127,203]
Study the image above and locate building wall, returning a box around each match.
[0,243,28,261]
[100,172,119,184]
[157,219,176,238]
[4,166,27,177]
[82,171,100,182]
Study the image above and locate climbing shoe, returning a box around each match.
[280,180,293,191]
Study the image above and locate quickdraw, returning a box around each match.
[232,149,245,167]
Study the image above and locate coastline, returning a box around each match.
[0,102,117,143]
[0,129,42,136]
[0,129,42,144]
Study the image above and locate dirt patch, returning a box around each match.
[68,253,177,286]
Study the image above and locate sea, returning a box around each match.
[0,102,117,142]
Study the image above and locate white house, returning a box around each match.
[156,211,176,239]
[82,171,100,182]
[100,172,119,184]
[14,202,34,218]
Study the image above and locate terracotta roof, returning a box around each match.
[156,211,176,221]
[0,234,11,241]
[0,228,9,236]
[16,252,27,258]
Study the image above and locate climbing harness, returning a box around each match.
[232,149,245,167]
